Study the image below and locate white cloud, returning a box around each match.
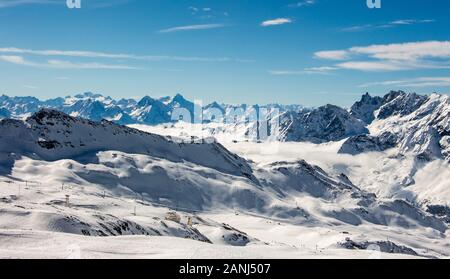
[268,70,304,75]
[314,50,349,60]
[0,55,30,65]
[341,19,435,32]
[313,41,450,72]
[0,47,249,63]
[0,55,137,69]
[0,0,58,8]
[303,66,338,74]
[46,59,137,69]
[158,24,226,33]
[188,6,213,13]
[390,19,435,25]
[0,47,131,59]
[188,6,199,12]
[288,0,316,8]
[336,61,407,72]
[261,18,293,27]
[349,41,450,61]
[359,77,450,88]
[0,0,132,8]
[268,66,337,75]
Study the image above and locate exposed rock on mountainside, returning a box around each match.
[338,132,398,154]
[278,105,368,143]
[342,92,449,161]
[350,92,383,124]
[339,238,419,257]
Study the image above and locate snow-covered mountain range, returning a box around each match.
[0,92,303,125]
[1,90,448,164]
[1,91,448,162]
[0,91,449,258]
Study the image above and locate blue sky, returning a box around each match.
[0,0,449,107]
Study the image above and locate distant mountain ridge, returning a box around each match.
[0,92,303,125]
[1,90,449,161]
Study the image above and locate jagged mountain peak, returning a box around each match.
[29,108,75,122]
[70,92,114,104]
[350,91,444,125]
[342,91,450,161]
[137,95,159,106]
[361,91,372,100]
[173,93,187,101]
[376,91,428,120]
[350,92,383,124]
[74,92,102,99]
[168,93,195,109]
[382,90,409,103]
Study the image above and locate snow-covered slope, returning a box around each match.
[371,93,449,161]
[0,109,254,180]
[1,149,448,258]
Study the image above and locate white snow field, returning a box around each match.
[0,171,445,259]
[0,109,448,259]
